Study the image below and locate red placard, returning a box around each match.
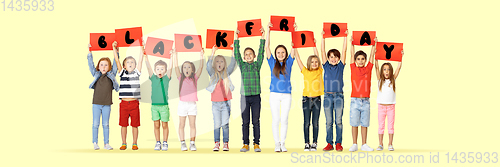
[352,31,376,46]
[291,31,315,48]
[323,23,347,38]
[270,15,295,32]
[237,19,262,37]
[145,37,174,59]
[115,27,143,47]
[375,42,403,62]
[175,34,202,52]
[206,29,234,50]
[89,33,116,51]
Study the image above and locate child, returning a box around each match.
[294,42,323,152]
[348,37,377,152]
[265,22,297,152]
[174,48,204,151]
[234,27,266,152]
[374,51,403,151]
[87,44,119,150]
[144,44,173,151]
[320,30,348,151]
[206,45,236,151]
[112,41,144,150]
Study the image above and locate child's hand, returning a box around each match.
[112,41,118,49]
[268,22,273,28]
[321,30,325,36]
[261,27,265,37]
[235,29,239,39]
[294,22,298,31]
[374,37,378,43]
[401,50,404,56]
[171,48,176,56]
[314,38,317,44]
[212,45,218,54]
[88,43,92,51]
[200,48,204,58]
[291,42,294,47]
[345,29,349,36]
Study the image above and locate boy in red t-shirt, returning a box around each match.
[348,37,377,152]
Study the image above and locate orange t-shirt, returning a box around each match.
[211,79,232,102]
[350,62,374,98]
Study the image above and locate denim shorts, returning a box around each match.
[350,97,370,127]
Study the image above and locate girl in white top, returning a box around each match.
[374,50,403,151]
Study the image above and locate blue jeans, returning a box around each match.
[350,97,370,127]
[302,96,321,144]
[212,101,231,142]
[92,104,111,144]
[324,92,344,145]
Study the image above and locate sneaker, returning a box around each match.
[388,145,394,151]
[310,143,318,151]
[349,144,358,152]
[190,141,197,151]
[335,143,343,151]
[103,144,113,150]
[180,141,188,151]
[213,142,220,151]
[280,142,287,152]
[304,143,311,151]
[162,142,168,151]
[119,143,127,150]
[323,143,334,151]
[93,142,100,150]
[222,142,229,151]
[376,145,383,151]
[132,144,138,150]
[360,144,374,151]
[240,144,249,152]
[275,143,281,152]
[154,142,161,151]
[254,143,261,152]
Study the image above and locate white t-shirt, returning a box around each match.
[377,79,396,104]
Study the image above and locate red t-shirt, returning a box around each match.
[350,62,374,98]
[211,79,232,102]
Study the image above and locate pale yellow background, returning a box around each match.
[1,0,499,166]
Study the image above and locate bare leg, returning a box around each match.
[189,115,197,141]
[121,126,127,144]
[352,126,358,144]
[178,116,187,141]
[132,127,138,144]
[388,134,394,146]
[154,120,160,141]
[162,122,169,142]
[361,127,368,145]
[378,134,384,146]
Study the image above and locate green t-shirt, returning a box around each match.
[150,75,170,105]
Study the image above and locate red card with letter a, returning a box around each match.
[291,31,315,48]
[175,34,202,52]
[323,23,347,38]
[270,15,295,32]
[375,42,403,62]
[115,27,143,47]
[145,37,173,59]
[352,31,376,46]
[89,33,115,51]
[206,29,234,50]
[237,19,262,37]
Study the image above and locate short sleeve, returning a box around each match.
[118,69,125,77]
[301,66,307,74]
[268,54,275,67]
[134,69,141,76]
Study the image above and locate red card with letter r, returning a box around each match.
[270,15,295,32]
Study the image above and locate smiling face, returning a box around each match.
[355,56,366,67]
[182,62,194,77]
[123,57,136,72]
[98,60,110,74]
[310,57,319,70]
[214,56,226,72]
[275,47,287,62]
[328,53,340,65]
[244,49,255,63]
[382,64,391,79]
[155,65,166,78]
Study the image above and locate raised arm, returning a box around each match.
[394,50,403,79]
[206,45,217,76]
[195,49,204,78]
[265,22,272,59]
[112,41,123,72]
[350,36,355,64]
[173,49,181,79]
[228,53,237,76]
[166,49,174,79]
[374,59,380,81]
[293,43,305,71]
[256,27,266,68]
[320,31,327,65]
[137,44,145,73]
[234,30,244,67]
[369,37,377,64]
[144,54,154,78]
[313,39,320,64]
[341,30,348,65]
[87,44,97,75]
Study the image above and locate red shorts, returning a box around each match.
[119,100,140,127]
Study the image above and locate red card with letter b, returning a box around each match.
[352,31,376,46]
[206,29,234,50]
[145,37,174,59]
[115,27,143,47]
[375,42,403,62]
[270,15,295,32]
[175,34,202,52]
[237,19,262,37]
[291,31,315,48]
[323,23,347,38]
[89,33,115,51]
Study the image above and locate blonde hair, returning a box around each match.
[306,55,320,71]
[211,55,230,94]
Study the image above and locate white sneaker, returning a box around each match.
[361,144,374,151]
[376,145,383,151]
[162,142,168,151]
[310,143,317,151]
[388,145,394,151]
[349,144,358,152]
[154,142,161,151]
[103,144,113,150]
[213,142,220,151]
[304,143,311,151]
[280,142,287,152]
[181,141,188,151]
[190,141,197,151]
[275,143,281,152]
[93,142,100,150]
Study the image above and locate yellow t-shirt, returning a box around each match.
[301,67,324,97]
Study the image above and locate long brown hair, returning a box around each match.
[273,45,288,78]
[379,63,396,92]
[179,61,197,94]
[96,57,112,72]
[306,55,320,71]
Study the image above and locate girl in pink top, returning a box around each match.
[173,49,204,151]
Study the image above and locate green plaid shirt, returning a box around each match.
[234,39,265,96]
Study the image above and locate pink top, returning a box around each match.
[211,79,232,102]
[178,75,199,102]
